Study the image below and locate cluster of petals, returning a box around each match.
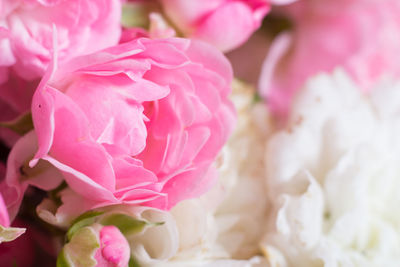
[263,70,400,266]
[1,37,236,219]
[0,0,122,82]
[0,0,122,147]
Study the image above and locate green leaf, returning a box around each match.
[67,210,104,241]
[100,213,151,236]
[56,249,71,267]
[0,112,33,135]
[129,255,142,267]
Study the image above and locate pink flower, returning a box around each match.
[0,0,122,81]
[95,226,130,267]
[259,0,400,119]
[160,0,270,52]
[3,37,235,215]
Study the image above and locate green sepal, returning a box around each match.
[56,249,70,267]
[67,210,104,241]
[60,226,100,267]
[100,213,163,236]
[129,255,142,267]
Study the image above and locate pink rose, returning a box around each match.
[259,0,400,119]
[160,0,270,52]
[3,37,235,215]
[0,0,122,81]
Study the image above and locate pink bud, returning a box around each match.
[95,226,130,267]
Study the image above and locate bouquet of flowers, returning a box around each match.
[1,0,400,266]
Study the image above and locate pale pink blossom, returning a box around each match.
[0,0,122,81]
[2,37,235,216]
[160,0,270,52]
[259,0,400,119]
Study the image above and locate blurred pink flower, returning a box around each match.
[0,0,122,81]
[160,0,270,52]
[259,0,400,119]
[0,193,9,227]
[0,163,10,227]
[2,37,235,215]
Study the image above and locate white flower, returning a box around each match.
[262,69,400,267]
